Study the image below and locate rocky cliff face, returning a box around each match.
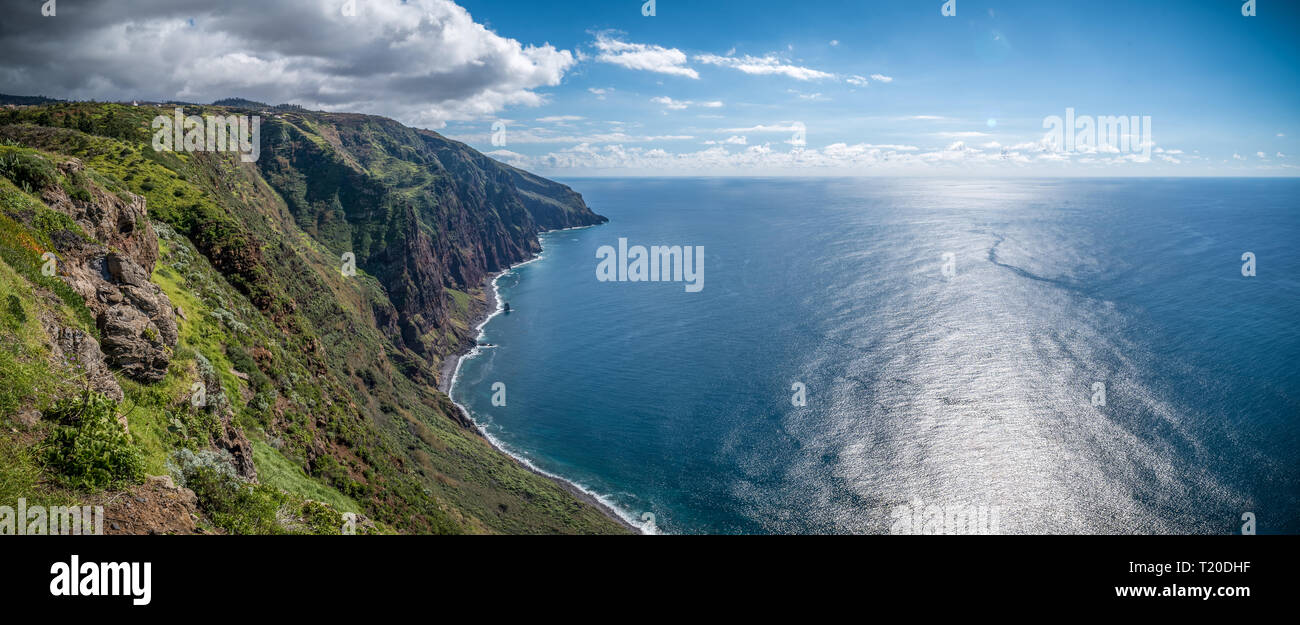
[255,111,606,367]
[0,101,627,535]
[23,158,178,382]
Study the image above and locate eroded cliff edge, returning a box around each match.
[0,99,622,534]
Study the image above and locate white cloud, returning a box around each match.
[1008,140,1048,151]
[720,123,805,133]
[840,143,920,151]
[869,74,893,83]
[651,96,723,111]
[0,0,579,128]
[486,149,527,161]
[1257,151,1268,159]
[593,33,698,79]
[695,53,835,81]
[789,90,828,101]
[1233,153,1246,160]
[651,96,689,110]
[490,135,1203,174]
[846,75,869,87]
[453,128,695,145]
[536,115,584,123]
[588,87,613,100]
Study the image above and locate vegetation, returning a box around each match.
[0,146,58,193]
[41,392,146,491]
[0,100,627,534]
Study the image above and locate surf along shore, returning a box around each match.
[436,226,645,534]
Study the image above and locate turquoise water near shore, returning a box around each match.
[452,178,1300,534]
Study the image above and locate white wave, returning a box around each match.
[445,224,656,534]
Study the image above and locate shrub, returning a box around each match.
[167,448,241,490]
[4,293,25,327]
[168,448,283,534]
[60,170,93,202]
[0,148,57,192]
[42,392,145,490]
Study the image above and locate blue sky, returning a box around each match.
[2,0,1296,175]
[443,0,1300,175]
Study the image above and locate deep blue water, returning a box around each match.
[451,178,1299,534]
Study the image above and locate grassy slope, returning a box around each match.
[0,102,628,534]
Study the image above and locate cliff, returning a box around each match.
[0,100,624,534]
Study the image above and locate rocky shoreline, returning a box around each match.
[437,255,641,534]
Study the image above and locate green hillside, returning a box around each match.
[0,100,625,535]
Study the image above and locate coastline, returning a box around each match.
[437,226,648,535]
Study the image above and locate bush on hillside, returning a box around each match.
[42,392,145,490]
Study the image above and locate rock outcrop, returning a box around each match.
[99,475,202,535]
[38,160,178,382]
[39,310,123,404]
[255,112,607,365]
[190,355,258,482]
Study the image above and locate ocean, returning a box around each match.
[450,178,1300,534]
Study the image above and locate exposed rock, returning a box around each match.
[190,358,258,482]
[39,311,124,404]
[46,159,159,273]
[14,407,41,428]
[254,113,606,379]
[92,252,178,382]
[216,415,258,482]
[99,475,201,535]
[28,168,179,382]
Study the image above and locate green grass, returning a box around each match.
[0,436,79,508]
[251,439,361,514]
[0,184,98,337]
[0,257,48,418]
[446,288,471,318]
[41,391,146,491]
[0,104,631,535]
